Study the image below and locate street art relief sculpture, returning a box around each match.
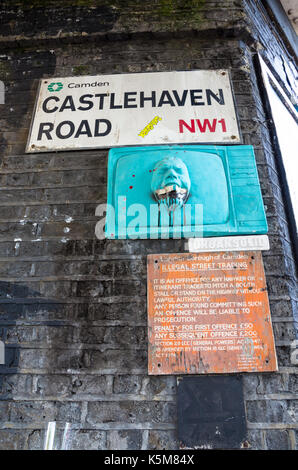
[103,145,268,239]
[151,156,191,224]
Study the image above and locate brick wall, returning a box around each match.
[0,0,297,450]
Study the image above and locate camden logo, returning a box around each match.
[47,82,63,92]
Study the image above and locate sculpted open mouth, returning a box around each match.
[155,184,187,197]
[154,185,188,212]
[150,156,191,215]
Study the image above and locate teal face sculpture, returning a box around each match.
[151,156,191,212]
[105,145,268,239]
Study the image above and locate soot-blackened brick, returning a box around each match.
[0,0,297,452]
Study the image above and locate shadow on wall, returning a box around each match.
[0,238,150,450]
[0,272,92,449]
[0,49,57,162]
[0,277,78,375]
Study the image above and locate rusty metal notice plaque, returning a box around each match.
[147,251,277,375]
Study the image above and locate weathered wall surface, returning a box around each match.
[0,0,297,450]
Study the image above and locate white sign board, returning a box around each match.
[186,235,270,252]
[26,70,241,153]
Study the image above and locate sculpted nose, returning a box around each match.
[164,168,178,181]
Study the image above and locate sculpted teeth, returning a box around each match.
[155,185,187,196]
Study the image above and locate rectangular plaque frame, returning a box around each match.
[147,251,278,375]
